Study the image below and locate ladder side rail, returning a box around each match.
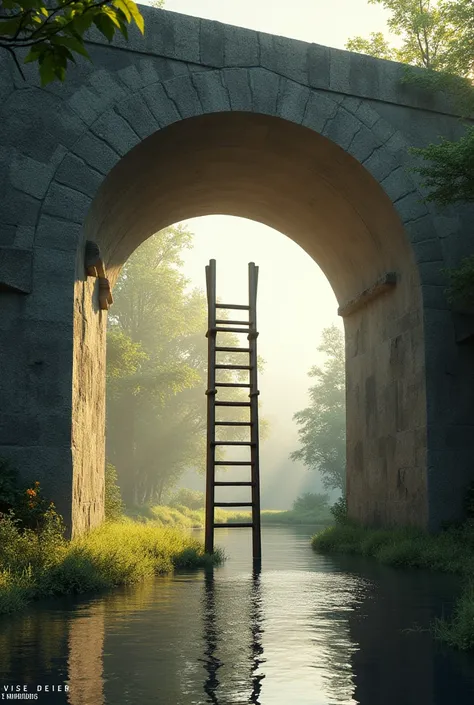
[248,262,262,562]
[205,259,217,555]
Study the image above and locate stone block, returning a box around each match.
[35,214,82,252]
[249,68,279,115]
[323,108,361,151]
[9,154,55,200]
[23,247,76,323]
[0,246,33,293]
[259,32,308,84]
[307,44,330,90]
[43,182,92,224]
[224,24,259,66]
[419,261,446,286]
[141,82,181,127]
[403,215,437,245]
[88,69,127,107]
[192,71,231,112]
[162,75,203,119]
[361,146,398,182]
[1,189,41,227]
[412,238,444,264]
[68,86,104,124]
[222,69,253,111]
[394,191,428,223]
[90,110,141,157]
[14,226,35,249]
[302,92,338,134]
[328,48,351,94]
[277,81,310,124]
[72,133,121,176]
[200,19,225,66]
[381,167,415,203]
[115,94,160,140]
[54,154,104,198]
[0,225,16,246]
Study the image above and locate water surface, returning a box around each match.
[1,525,473,704]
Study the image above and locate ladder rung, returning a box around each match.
[215,347,250,353]
[215,421,252,426]
[215,382,251,388]
[215,364,251,370]
[214,481,254,486]
[216,304,249,310]
[215,401,251,407]
[213,441,253,446]
[215,461,252,465]
[215,327,250,334]
[214,523,253,528]
[215,319,250,325]
[214,502,253,507]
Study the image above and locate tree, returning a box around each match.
[290,325,346,493]
[0,0,148,85]
[346,0,474,206]
[106,226,266,506]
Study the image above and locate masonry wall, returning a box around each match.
[1,6,474,533]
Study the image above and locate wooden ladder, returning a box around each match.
[204,259,262,562]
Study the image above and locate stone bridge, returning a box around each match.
[1,5,473,536]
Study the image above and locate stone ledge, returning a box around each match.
[0,246,33,294]
[338,272,397,317]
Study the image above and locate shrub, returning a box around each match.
[330,495,348,524]
[105,462,125,521]
[292,492,329,513]
[169,488,205,511]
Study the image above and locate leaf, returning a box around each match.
[38,52,59,86]
[93,13,116,42]
[50,34,90,59]
[121,0,144,33]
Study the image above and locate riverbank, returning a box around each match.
[0,518,222,616]
[312,522,474,650]
[128,504,333,527]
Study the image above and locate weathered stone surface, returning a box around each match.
[0,247,33,293]
[223,24,259,66]
[141,81,181,127]
[71,133,121,175]
[54,154,104,198]
[200,19,225,67]
[277,80,310,124]
[115,93,160,141]
[9,154,55,200]
[162,74,203,119]
[90,110,141,156]
[302,92,338,133]
[35,214,82,252]
[249,68,279,115]
[192,71,231,113]
[259,32,308,84]
[222,69,253,111]
[42,182,92,224]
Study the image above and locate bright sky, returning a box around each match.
[140,0,392,504]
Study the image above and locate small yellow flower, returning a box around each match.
[34,481,40,487]
[26,488,36,497]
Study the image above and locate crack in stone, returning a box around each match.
[112,107,142,143]
[161,80,184,120]
[190,72,205,113]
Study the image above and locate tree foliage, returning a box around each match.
[346,0,474,205]
[0,0,148,85]
[290,325,346,493]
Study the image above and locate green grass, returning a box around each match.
[128,504,333,527]
[0,517,223,615]
[312,520,474,650]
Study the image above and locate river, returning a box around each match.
[1,525,473,704]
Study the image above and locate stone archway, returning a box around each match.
[2,45,468,536]
[56,78,429,536]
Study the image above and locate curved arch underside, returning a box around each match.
[86,112,414,307]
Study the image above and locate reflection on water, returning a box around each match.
[0,526,473,705]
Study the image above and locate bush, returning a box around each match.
[292,492,329,512]
[105,462,125,521]
[169,488,205,511]
[330,495,348,524]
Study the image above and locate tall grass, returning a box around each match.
[312,520,474,650]
[129,504,333,527]
[0,516,223,615]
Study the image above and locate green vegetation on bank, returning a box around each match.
[128,489,335,527]
[0,462,222,616]
[128,504,333,528]
[312,512,474,651]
